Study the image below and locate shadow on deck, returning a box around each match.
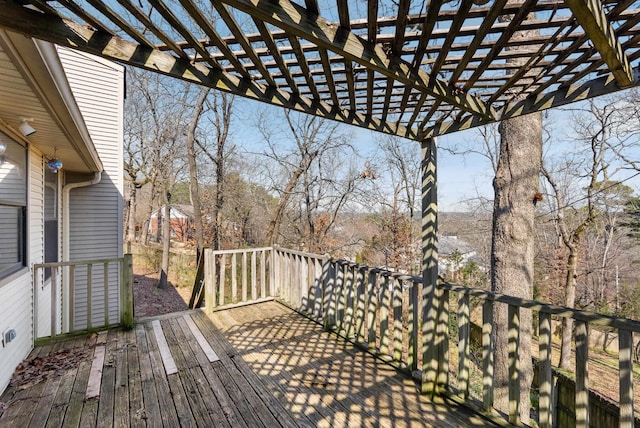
[0,301,498,427]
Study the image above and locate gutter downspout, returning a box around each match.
[61,171,101,332]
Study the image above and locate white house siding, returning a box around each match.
[0,271,32,393]
[29,148,53,338]
[57,48,124,329]
[0,147,43,392]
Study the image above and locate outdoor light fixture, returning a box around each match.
[18,117,36,137]
[47,147,63,173]
[0,139,6,165]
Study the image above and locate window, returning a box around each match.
[0,134,27,279]
[44,168,58,280]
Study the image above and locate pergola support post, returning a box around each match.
[421,137,447,395]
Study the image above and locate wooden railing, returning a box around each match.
[202,247,274,312]
[32,254,133,339]
[202,247,640,428]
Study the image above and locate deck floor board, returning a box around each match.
[0,303,497,427]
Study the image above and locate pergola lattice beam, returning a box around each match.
[216,0,495,120]
[565,0,635,87]
[423,66,640,137]
[0,0,415,139]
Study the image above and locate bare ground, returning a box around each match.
[133,266,192,318]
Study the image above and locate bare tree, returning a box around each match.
[184,87,211,254]
[258,110,362,252]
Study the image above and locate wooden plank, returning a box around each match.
[161,319,205,426]
[44,343,81,427]
[113,330,129,428]
[183,314,220,362]
[143,323,180,426]
[124,328,145,428]
[174,318,235,428]
[231,252,237,302]
[96,330,118,428]
[193,312,301,428]
[379,273,391,356]
[251,251,258,301]
[134,324,162,426]
[85,345,106,399]
[151,320,178,375]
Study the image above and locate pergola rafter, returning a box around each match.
[0,0,639,140]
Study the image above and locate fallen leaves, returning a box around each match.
[9,348,88,390]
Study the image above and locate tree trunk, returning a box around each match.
[560,247,578,369]
[158,195,171,289]
[185,88,210,253]
[491,110,542,424]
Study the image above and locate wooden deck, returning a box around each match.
[0,302,497,427]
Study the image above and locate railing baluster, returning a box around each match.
[408,280,419,371]
[619,328,634,428]
[379,273,391,356]
[51,266,57,338]
[260,250,266,299]
[219,253,226,306]
[87,264,93,329]
[104,262,109,326]
[437,287,450,389]
[575,321,589,428]
[344,264,355,338]
[335,262,345,332]
[242,251,248,302]
[393,276,403,362]
[508,304,520,425]
[69,264,75,331]
[251,251,257,301]
[231,252,237,303]
[355,266,366,344]
[367,270,377,349]
[322,259,334,329]
[482,299,494,411]
[538,312,553,428]
[458,291,470,398]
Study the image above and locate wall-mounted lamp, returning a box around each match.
[18,117,36,137]
[0,139,6,165]
[47,147,63,173]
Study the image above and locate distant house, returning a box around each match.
[149,204,195,243]
[0,31,124,393]
[438,235,483,276]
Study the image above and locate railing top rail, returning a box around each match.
[33,257,124,269]
[208,247,273,255]
[274,247,329,259]
[442,282,640,333]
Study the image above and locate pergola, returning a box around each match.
[2,0,640,420]
[0,0,639,141]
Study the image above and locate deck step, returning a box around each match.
[183,314,220,362]
[151,320,178,375]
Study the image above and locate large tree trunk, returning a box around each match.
[491,110,542,424]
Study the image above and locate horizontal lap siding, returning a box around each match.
[29,149,51,338]
[58,48,124,329]
[0,272,32,393]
